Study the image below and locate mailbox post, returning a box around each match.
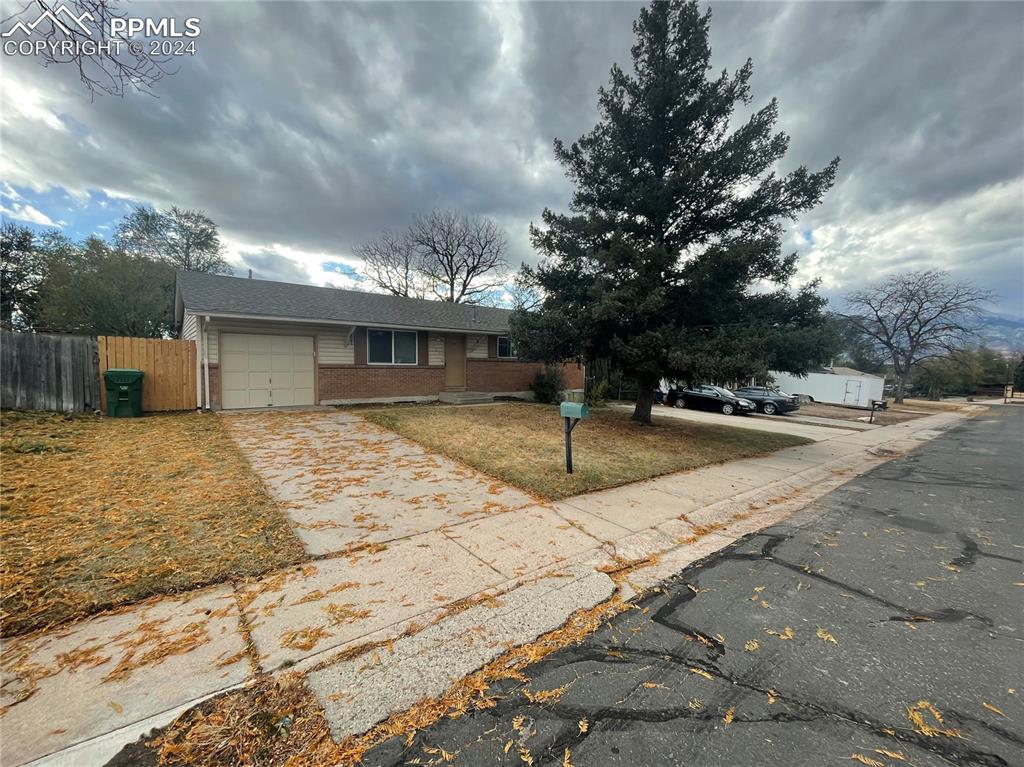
[559,401,590,474]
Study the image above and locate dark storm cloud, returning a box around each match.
[2,1,1021,313]
[235,248,312,283]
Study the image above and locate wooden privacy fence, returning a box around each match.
[1,330,101,413]
[98,336,197,412]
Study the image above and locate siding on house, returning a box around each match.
[181,312,199,341]
[466,334,488,359]
[428,332,445,366]
[317,329,355,365]
[200,319,353,364]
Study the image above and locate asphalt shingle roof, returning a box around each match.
[176,271,513,333]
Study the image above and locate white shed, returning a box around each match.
[769,367,885,408]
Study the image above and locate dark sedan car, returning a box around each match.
[733,386,801,415]
[666,385,757,415]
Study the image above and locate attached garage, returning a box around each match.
[221,333,315,409]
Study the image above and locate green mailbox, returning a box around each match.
[104,368,144,417]
[559,400,590,474]
[559,401,590,420]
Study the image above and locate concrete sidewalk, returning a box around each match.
[0,405,982,766]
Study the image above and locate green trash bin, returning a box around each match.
[104,368,144,417]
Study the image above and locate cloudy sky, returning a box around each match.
[1,0,1022,317]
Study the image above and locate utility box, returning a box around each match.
[559,402,589,420]
[103,368,144,417]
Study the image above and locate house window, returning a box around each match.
[367,329,418,365]
[497,336,518,359]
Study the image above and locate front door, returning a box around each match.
[444,334,466,389]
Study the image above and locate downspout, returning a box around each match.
[203,316,211,410]
[194,318,203,411]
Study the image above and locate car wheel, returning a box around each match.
[762,402,777,415]
[721,403,735,415]
[674,398,685,408]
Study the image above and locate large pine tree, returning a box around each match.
[512,0,840,423]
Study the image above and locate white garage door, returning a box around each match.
[221,334,315,409]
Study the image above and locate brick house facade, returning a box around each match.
[177,272,585,410]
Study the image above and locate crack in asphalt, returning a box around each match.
[722,532,995,627]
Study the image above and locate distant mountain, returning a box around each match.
[979,314,1024,353]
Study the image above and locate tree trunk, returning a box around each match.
[894,374,907,404]
[632,385,655,425]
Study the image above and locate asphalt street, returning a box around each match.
[363,406,1024,767]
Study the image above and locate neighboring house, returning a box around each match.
[174,272,583,410]
[770,366,885,408]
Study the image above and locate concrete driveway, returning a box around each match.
[614,403,859,441]
[223,409,539,556]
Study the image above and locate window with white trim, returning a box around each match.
[367,329,418,365]
[497,336,518,359]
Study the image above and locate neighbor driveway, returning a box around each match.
[613,402,859,441]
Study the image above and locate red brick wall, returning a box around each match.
[562,362,585,389]
[207,364,221,409]
[466,360,585,392]
[212,360,584,405]
[318,365,446,400]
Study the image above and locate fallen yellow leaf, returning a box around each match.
[850,753,885,767]
[108,701,123,715]
[562,747,574,767]
[689,667,714,680]
[982,702,1006,717]
[723,706,735,724]
[907,700,964,738]
[745,639,760,652]
[766,627,795,640]
[577,718,588,734]
[874,748,906,761]
[816,627,839,645]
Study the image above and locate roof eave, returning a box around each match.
[182,308,509,335]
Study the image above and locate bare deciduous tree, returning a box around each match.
[353,229,426,299]
[842,270,993,403]
[411,211,508,304]
[2,0,175,97]
[355,211,509,304]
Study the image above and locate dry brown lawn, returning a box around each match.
[0,411,306,637]
[363,403,810,500]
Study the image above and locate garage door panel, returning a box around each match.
[248,371,271,389]
[247,335,271,353]
[222,352,247,373]
[220,333,315,409]
[271,353,294,372]
[221,334,249,354]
